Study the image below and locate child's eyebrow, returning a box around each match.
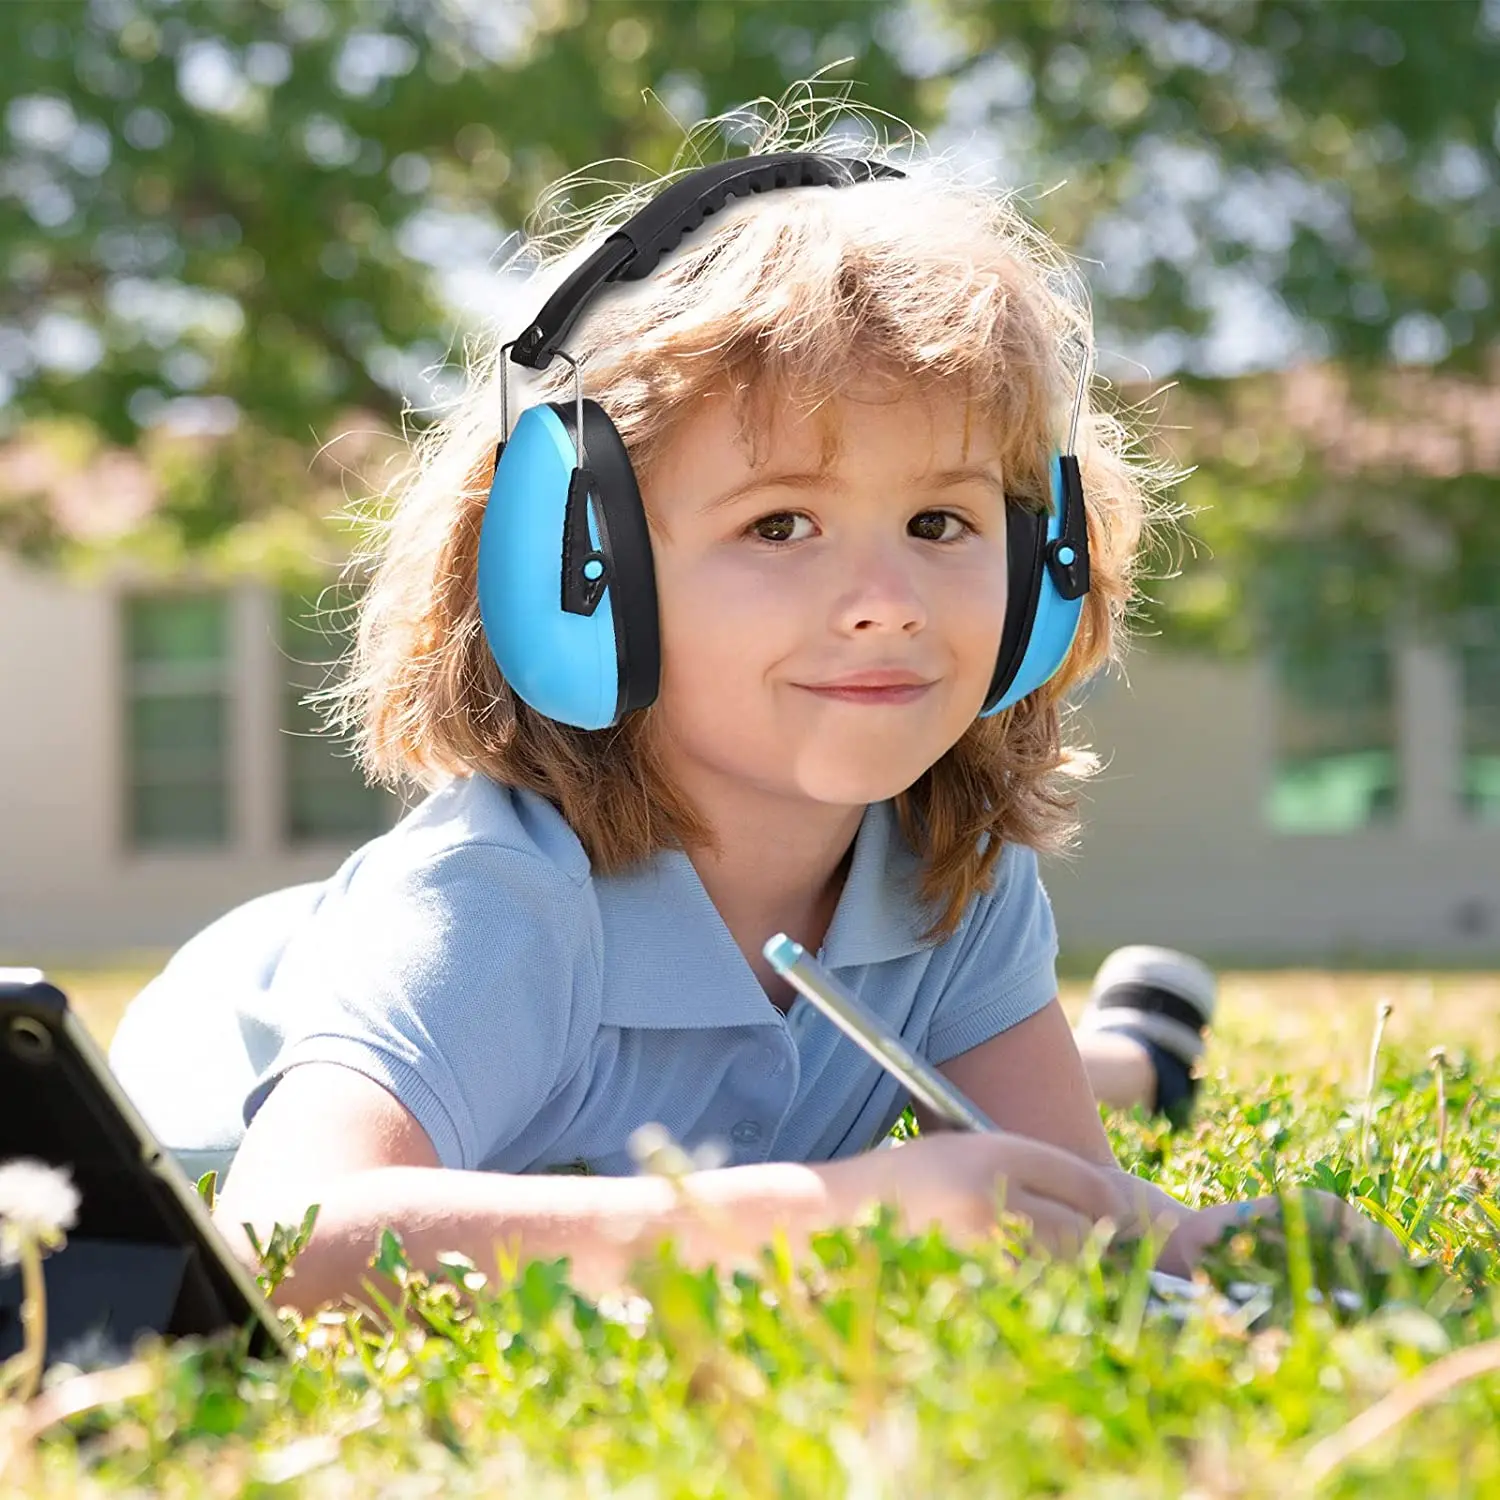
[699,465,1004,514]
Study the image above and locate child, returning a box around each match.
[109,103,1378,1309]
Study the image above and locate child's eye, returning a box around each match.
[748,511,814,543]
[746,509,975,545]
[908,510,974,543]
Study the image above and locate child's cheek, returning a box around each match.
[661,548,807,659]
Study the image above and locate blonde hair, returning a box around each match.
[330,90,1175,943]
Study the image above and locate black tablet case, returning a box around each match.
[0,970,291,1370]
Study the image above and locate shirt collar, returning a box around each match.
[595,799,939,1030]
[820,798,937,970]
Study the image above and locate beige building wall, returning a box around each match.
[0,554,400,958]
[1045,649,1499,960]
[2,552,1495,962]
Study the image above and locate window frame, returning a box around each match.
[1264,633,1402,836]
[1457,611,1500,826]
[121,589,234,853]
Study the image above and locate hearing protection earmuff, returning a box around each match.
[477,151,1092,731]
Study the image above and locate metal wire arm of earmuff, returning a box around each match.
[1048,342,1094,602]
[1065,338,1093,457]
[493,341,607,618]
[496,340,585,470]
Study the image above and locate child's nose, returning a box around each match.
[829,548,929,635]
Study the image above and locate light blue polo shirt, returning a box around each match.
[108,775,1060,1185]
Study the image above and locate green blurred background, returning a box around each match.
[2,0,1497,970]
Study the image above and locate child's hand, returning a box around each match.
[847,1132,1136,1258]
[1159,1191,1406,1277]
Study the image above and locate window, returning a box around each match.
[1266,639,1399,833]
[124,594,231,848]
[280,590,394,844]
[1459,617,1500,823]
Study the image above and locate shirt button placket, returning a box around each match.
[729,1014,799,1164]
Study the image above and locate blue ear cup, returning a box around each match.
[980,452,1090,716]
[478,398,660,730]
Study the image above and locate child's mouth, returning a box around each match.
[797,683,934,705]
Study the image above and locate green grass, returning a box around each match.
[3,971,1498,1496]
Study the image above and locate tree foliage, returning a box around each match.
[925,0,1500,651]
[2,0,1497,644]
[0,0,922,449]
[920,0,1500,374]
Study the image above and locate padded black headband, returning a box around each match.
[508,152,906,373]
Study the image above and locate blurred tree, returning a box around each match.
[0,0,920,451]
[920,0,1500,654]
[928,0,1500,376]
[1,0,1496,647]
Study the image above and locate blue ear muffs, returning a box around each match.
[478,395,659,730]
[476,151,1092,731]
[979,452,1090,716]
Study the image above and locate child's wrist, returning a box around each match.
[639,1160,847,1276]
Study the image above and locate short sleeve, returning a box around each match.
[923,841,1060,1065]
[244,843,597,1172]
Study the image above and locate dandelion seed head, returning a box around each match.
[0,1157,80,1266]
[691,1139,729,1173]
[628,1123,672,1162]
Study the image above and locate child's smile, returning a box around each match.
[641,385,1012,813]
[795,677,935,707]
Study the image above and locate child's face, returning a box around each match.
[641,386,1011,811]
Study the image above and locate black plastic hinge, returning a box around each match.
[561,467,609,616]
[1044,454,1091,600]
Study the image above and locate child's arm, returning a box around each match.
[926,999,1121,1163]
[224,1158,849,1310]
[214,1062,843,1307]
[921,1002,1401,1273]
[215,1059,884,1308]
[924,999,1201,1246]
[214,1063,1139,1311]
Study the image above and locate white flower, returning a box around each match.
[0,1157,80,1267]
[627,1124,730,1178]
[628,1122,685,1173]
[596,1293,653,1336]
[690,1139,729,1173]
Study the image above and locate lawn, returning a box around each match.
[2,967,1497,1497]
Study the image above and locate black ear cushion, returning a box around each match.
[984,506,1047,713]
[548,399,661,718]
